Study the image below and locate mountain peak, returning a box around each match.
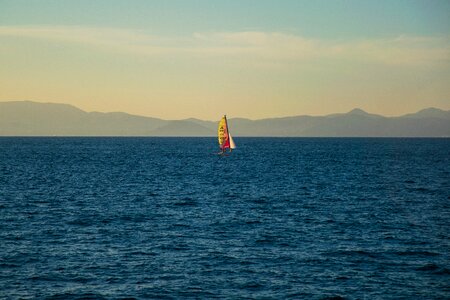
[404,107,450,119]
[416,107,443,114]
[347,108,370,116]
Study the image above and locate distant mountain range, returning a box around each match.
[1,101,449,137]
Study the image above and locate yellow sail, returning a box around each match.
[218,115,229,148]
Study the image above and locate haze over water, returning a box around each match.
[1,137,449,299]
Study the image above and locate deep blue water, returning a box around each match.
[0,137,449,299]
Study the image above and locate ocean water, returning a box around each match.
[0,137,449,299]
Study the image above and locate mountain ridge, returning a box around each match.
[1,101,449,137]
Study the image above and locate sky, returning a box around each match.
[0,0,449,120]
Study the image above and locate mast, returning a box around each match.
[224,115,232,152]
[224,114,230,142]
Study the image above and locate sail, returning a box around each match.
[218,115,230,150]
[218,115,236,152]
[229,134,236,149]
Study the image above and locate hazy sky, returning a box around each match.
[1,0,449,120]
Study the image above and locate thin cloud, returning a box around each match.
[0,26,177,55]
[0,26,448,66]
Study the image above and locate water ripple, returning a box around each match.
[0,137,449,299]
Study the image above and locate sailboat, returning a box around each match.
[218,115,236,154]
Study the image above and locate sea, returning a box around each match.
[0,137,449,299]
